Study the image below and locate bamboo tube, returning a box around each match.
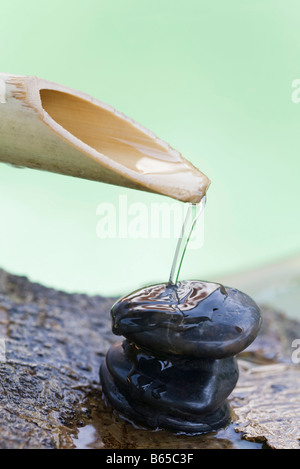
[0,73,210,203]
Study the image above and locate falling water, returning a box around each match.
[168,196,206,286]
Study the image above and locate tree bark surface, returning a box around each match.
[0,269,299,449]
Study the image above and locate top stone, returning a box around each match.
[111,281,262,359]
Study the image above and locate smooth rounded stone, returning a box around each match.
[100,340,238,432]
[102,280,262,432]
[111,281,262,359]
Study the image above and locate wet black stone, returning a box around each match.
[101,281,262,433]
[111,281,262,359]
[100,340,238,432]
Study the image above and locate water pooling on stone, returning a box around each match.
[111,281,261,358]
[100,197,262,432]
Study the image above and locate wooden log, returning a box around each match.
[0,268,299,449]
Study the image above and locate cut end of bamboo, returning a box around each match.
[0,73,210,203]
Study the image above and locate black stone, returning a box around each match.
[100,281,261,432]
[111,281,262,359]
[100,340,238,432]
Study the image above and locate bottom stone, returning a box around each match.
[100,341,238,433]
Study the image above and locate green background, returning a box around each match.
[0,0,299,298]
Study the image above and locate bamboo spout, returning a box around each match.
[0,73,210,202]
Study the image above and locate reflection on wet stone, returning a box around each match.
[100,280,262,433]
